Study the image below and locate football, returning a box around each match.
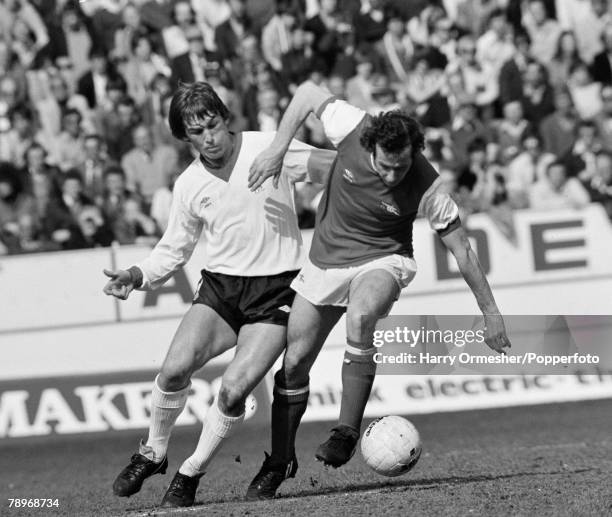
[360,416,422,477]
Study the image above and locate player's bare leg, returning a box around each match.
[162,322,287,508]
[317,269,399,467]
[113,305,237,498]
[246,296,343,500]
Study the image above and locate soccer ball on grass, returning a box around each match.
[360,416,422,477]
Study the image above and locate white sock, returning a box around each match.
[178,399,244,477]
[144,375,190,462]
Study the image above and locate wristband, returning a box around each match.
[127,266,144,288]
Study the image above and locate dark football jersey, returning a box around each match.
[309,99,460,268]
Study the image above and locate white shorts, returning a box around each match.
[291,254,417,307]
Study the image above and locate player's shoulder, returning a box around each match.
[241,131,276,148]
[172,158,201,191]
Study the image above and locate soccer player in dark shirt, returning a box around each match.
[246,81,511,499]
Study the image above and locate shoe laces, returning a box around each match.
[121,454,149,481]
[254,453,289,485]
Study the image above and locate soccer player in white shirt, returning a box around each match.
[103,82,335,508]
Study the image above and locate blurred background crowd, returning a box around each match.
[1,0,612,254]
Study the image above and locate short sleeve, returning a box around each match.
[418,177,461,236]
[317,98,366,147]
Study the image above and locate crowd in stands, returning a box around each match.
[1,0,612,254]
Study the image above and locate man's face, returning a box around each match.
[184,114,232,162]
[63,113,81,137]
[133,127,153,152]
[84,137,101,159]
[118,104,135,127]
[372,145,413,187]
[105,173,125,195]
[63,178,81,198]
[27,147,45,169]
[548,165,566,190]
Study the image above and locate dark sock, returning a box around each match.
[270,370,309,463]
[338,340,377,433]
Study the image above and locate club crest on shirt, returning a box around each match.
[200,196,213,209]
[343,168,356,183]
[380,201,400,216]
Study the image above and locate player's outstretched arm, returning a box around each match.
[248,81,333,191]
[102,266,143,300]
[441,226,511,354]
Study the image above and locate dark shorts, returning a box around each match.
[193,269,299,334]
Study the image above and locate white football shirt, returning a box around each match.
[135,132,336,290]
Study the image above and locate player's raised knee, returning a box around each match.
[217,378,247,415]
[158,364,192,392]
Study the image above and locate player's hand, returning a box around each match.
[483,313,511,354]
[102,268,134,300]
[248,147,284,191]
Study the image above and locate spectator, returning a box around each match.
[215,0,252,65]
[280,26,318,92]
[429,17,457,67]
[403,48,449,127]
[354,0,388,45]
[594,84,612,148]
[449,100,490,166]
[529,160,590,210]
[112,3,145,61]
[35,75,91,143]
[568,61,603,120]
[113,196,159,245]
[51,4,95,80]
[591,22,612,85]
[0,162,29,253]
[556,0,610,64]
[0,105,39,168]
[77,50,120,110]
[522,0,562,65]
[548,30,582,90]
[99,166,135,230]
[120,124,178,205]
[506,131,556,208]
[374,7,413,86]
[493,100,533,163]
[76,203,114,248]
[304,0,350,75]
[499,30,532,106]
[104,96,140,161]
[261,0,296,72]
[521,59,555,126]
[564,119,604,179]
[583,149,612,217]
[47,109,87,172]
[122,34,171,106]
[540,87,579,157]
[345,49,379,111]
[446,35,498,112]
[170,25,224,87]
[20,142,61,198]
[78,134,113,203]
[476,8,516,79]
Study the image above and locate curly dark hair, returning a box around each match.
[359,111,425,157]
[168,82,230,140]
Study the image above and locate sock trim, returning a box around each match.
[273,384,309,396]
[345,344,377,357]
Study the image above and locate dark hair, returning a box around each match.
[467,137,487,154]
[62,169,84,184]
[104,165,125,179]
[359,111,425,157]
[106,76,127,93]
[168,82,230,140]
[546,160,567,175]
[554,30,579,62]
